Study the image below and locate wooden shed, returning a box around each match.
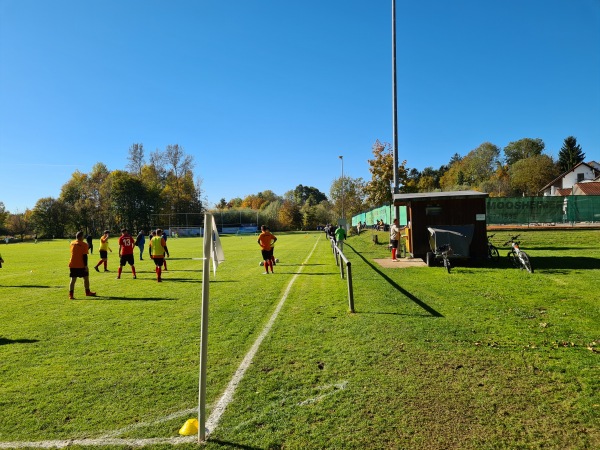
[392,190,489,261]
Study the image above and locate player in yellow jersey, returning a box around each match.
[93,230,112,272]
[149,228,169,282]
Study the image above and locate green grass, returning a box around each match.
[0,229,598,449]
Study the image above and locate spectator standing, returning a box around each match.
[136,230,145,261]
[117,228,137,279]
[389,218,401,261]
[68,231,96,299]
[94,230,112,272]
[161,230,169,271]
[86,234,94,254]
[257,225,277,274]
[334,225,346,252]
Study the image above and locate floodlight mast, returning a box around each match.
[339,155,344,224]
[392,0,400,221]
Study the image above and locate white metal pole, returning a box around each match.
[198,213,213,442]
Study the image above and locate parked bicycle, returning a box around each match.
[503,235,533,273]
[438,244,453,273]
[487,233,499,262]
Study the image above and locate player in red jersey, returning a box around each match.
[117,228,137,279]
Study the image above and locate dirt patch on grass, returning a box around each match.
[374,258,427,269]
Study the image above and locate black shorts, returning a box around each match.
[100,250,108,259]
[70,268,88,278]
[390,239,399,249]
[120,254,135,266]
[152,257,164,267]
[261,250,272,261]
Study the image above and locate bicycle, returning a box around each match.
[503,235,534,273]
[487,233,499,262]
[438,243,453,273]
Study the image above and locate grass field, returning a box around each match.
[0,229,598,449]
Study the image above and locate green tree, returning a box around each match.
[0,201,8,234]
[289,185,328,206]
[557,136,585,172]
[504,138,545,166]
[107,170,155,231]
[510,155,560,196]
[216,198,228,209]
[59,170,96,234]
[462,142,500,186]
[30,197,70,238]
[330,176,366,222]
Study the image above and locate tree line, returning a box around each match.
[223,134,585,230]
[0,135,587,237]
[0,144,203,239]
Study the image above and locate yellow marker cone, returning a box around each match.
[179,418,199,436]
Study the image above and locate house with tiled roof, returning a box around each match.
[572,181,600,196]
[540,161,600,196]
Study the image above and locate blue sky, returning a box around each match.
[1,0,599,213]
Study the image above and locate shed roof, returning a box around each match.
[393,190,488,205]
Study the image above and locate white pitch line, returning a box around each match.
[204,235,321,437]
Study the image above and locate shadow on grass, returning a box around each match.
[471,255,600,271]
[525,256,600,271]
[207,439,263,449]
[345,243,443,318]
[0,285,62,289]
[82,296,178,301]
[0,337,39,345]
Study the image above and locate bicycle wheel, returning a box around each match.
[508,251,519,268]
[444,255,451,273]
[519,252,534,273]
[488,245,499,262]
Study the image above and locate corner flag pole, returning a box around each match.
[198,213,213,442]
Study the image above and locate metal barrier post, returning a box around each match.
[332,243,355,313]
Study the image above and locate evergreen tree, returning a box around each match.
[558,136,585,172]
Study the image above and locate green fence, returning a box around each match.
[352,205,408,228]
[356,196,600,229]
[487,195,600,225]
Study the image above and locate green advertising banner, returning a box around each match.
[486,196,600,225]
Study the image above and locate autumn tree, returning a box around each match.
[127,143,145,176]
[6,211,30,240]
[278,200,302,230]
[364,140,407,207]
[557,136,585,172]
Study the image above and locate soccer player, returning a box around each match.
[149,228,169,282]
[94,230,112,272]
[257,225,277,274]
[68,231,96,299]
[117,228,137,279]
